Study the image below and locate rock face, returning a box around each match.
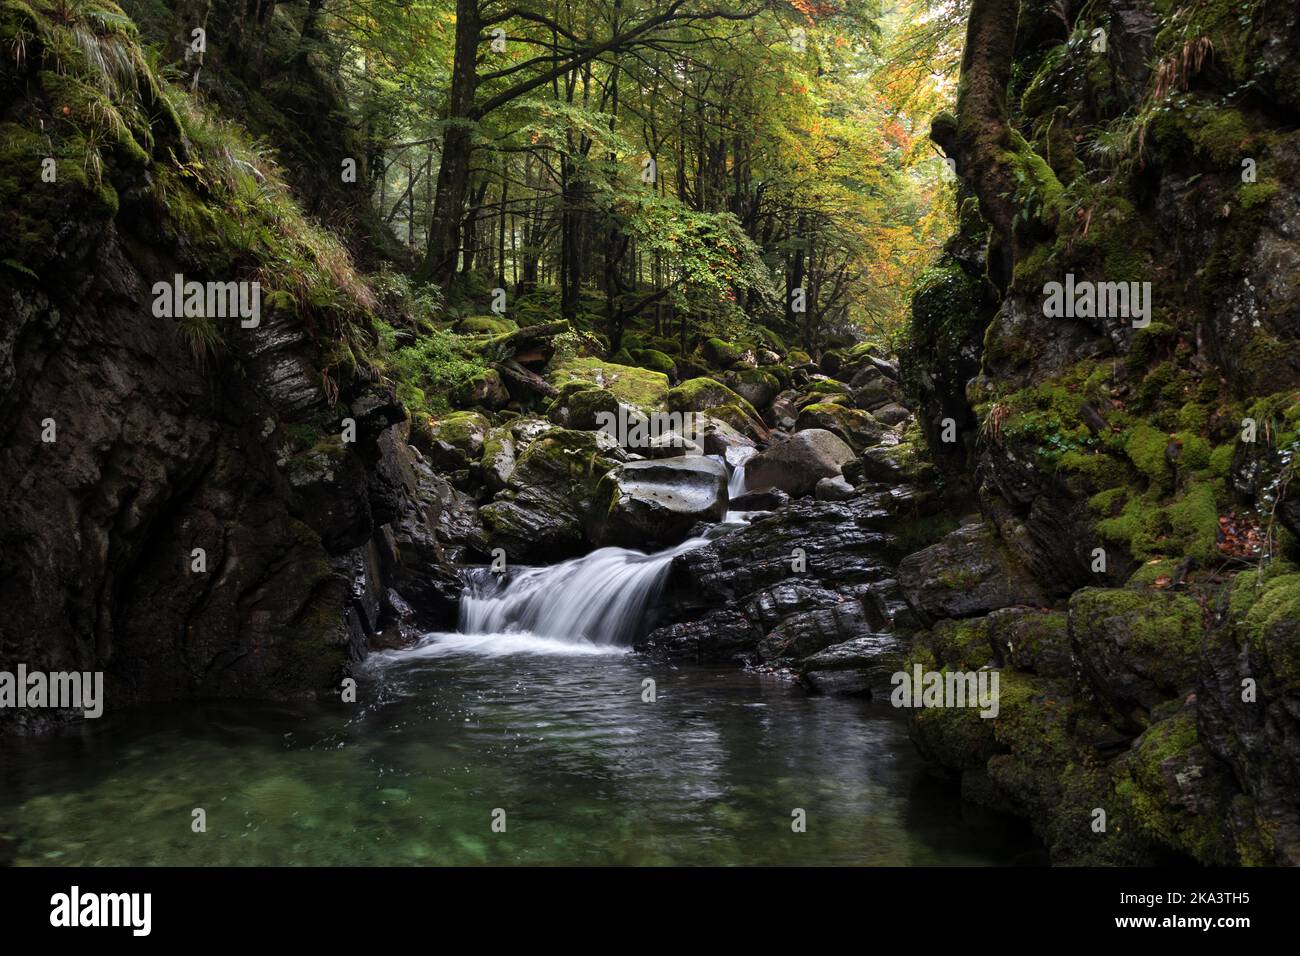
[885,0,1300,866]
[744,428,855,497]
[897,522,1047,625]
[590,456,728,548]
[799,633,906,696]
[0,229,445,727]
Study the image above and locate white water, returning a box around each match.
[728,462,747,498]
[458,537,709,645]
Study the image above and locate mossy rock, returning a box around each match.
[1112,707,1240,865]
[788,349,812,365]
[665,377,760,422]
[1068,587,1204,728]
[548,356,669,411]
[546,386,620,431]
[422,411,491,470]
[457,314,517,335]
[701,337,744,369]
[722,368,780,409]
[479,428,623,560]
[628,348,676,375]
[1228,569,1300,690]
[796,402,885,452]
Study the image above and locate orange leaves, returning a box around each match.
[1217,512,1264,559]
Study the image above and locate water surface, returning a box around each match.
[0,633,1042,865]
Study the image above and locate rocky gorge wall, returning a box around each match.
[896,0,1300,864]
[0,0,459,732]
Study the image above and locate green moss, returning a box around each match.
[1114,710,1235,864]
[1239,178,1280,209]
[628,348,676,375]
[549,356,669,411]
[1166,483,1220,562]
[701,337,743,368]
[664,377,758,420]
[457,315,518,335]
[1124,423,1172,482]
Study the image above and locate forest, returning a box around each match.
[0,0,1298,873]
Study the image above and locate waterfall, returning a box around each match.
[728,462,747,498]
[459,537,708,645]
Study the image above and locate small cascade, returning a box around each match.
[458,538,708,645]
[727,461,747,498]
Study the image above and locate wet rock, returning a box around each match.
[745,428,855,497]
[815,475,857,500]
[730,488,789,511]
[897,522,1049,625]
[757,599,871,661]
[590,456,729,548]
[799,632,907,696]
[635,609,759,663]
[479,428,623,561]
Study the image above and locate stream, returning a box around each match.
[0,486,1043,866]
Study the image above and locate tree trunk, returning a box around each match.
[416,0,481,287]
[930,0,1021,287]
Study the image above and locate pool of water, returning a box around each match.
[0,632,1044,865]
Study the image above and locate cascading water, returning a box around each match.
[458,537,708,645]
[727,462,747,498]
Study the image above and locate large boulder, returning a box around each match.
[744,428,855,497]
[590,456,728,548]
[796,402,886,451]
[897,522,1049,625]
[724,368,781,410]
[416,411,491,471]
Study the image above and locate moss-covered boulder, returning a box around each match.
[479,428,624,561]
[701,337,752,369]
[1068,588,1203,729]
[628,348,676,376]
[796,402,886,452]
[546,386,620,430]
[456,315,518,335]
[478,425,517,492]
[665,377,756,418]
[548,356,669,411]
[419,411,491,471]
[723,368,780,410]
[1112,706,1242,865]
[451,367,509,410]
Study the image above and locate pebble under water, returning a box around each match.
[0,632,1044,865]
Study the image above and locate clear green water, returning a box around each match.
[0,633,1043,865]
